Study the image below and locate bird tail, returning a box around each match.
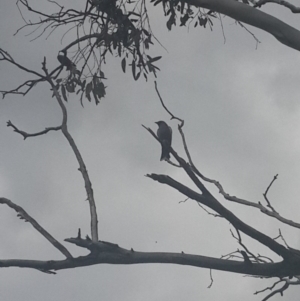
[160,141,171,161]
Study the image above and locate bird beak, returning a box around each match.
[155,121,159,124]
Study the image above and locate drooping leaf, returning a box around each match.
[66,82,75,93]
[121,58,126,73]
[85,81,93,102]
[132,60,136,79]
[94,82,106,99]
[180,13,189,26]
[167,13,176,30]
[92,90,99,105]
[142,29,150,36]
[153,0,163,6]
[113,36,118,49]
[147,56,162,63]
[61,85,67,102]
[81,80,86,90]
[134,71,141,81]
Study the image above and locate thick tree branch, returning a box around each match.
[0,238,296,277]
[190,161,300,229]
[188,0,300,51]
[147,173,291,259]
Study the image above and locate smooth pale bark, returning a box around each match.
[188,0,300,51]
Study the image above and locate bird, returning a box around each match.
[155,121,172,161]
[57,52,76,71]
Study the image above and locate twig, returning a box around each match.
[263,174,278,211]
[154,81,184,126]
[231,228,266,263]
[260,281,289,300]
[236,21,261,49]
[207,269,213,288]
[7,121,61,139]
[196,202,222,217]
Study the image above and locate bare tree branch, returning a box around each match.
[0,236,297,277]
[7,121,61,139]
[188,0,300,51]
[0,198,72,259]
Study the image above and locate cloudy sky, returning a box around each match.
[1,1,300,300]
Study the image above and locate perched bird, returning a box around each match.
[57,52,76,71]
[155,121,172,161]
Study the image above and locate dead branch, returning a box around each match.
[42,58,99,242]
[0,237,296,277]
[7,121,61,139]
[259,280,289,301]
[146,173,291,260]
[0,198,72,258]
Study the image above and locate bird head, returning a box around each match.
[155,121,164,126]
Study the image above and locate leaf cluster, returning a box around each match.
[151,0,216,30]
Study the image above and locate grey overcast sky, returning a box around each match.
[1,1,300,300]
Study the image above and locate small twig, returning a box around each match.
[0,79,41,98]
[236,21,261,49]
[207,269,213,288]
[196,202,221,217]
[178,198,189,204]
[0,48,45,79]
[0,197,72,258]
[7,121,61,139]
[154,81,184,126]
[255,278,283,294]
[263,174,278,211]
[274,229,300,257]
[231,228,266,263]
[260,281,289,300]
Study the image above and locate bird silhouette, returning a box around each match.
[155,121,172,161]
